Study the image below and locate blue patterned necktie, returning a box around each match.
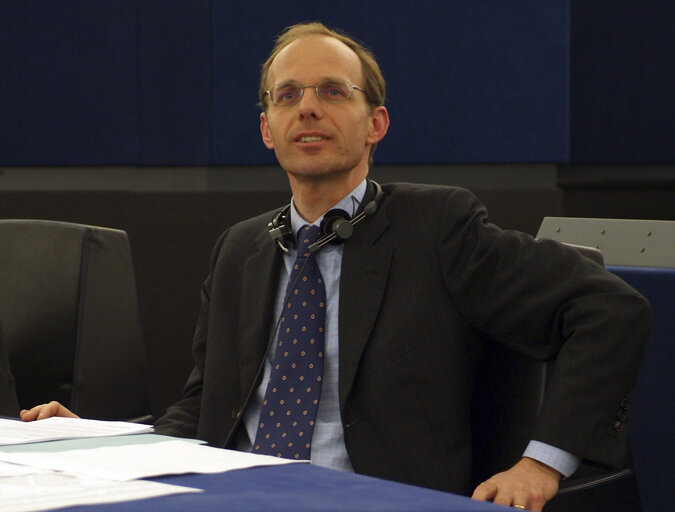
[253,225,326,459]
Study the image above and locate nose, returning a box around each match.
[297,87,323,120]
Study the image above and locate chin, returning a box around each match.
[277,151,366,182]
[283,160,340,176]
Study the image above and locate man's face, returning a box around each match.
[260,36,387,185]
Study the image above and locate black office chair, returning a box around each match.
[0,319,20,416]
[0,219,152,422]
[470,244,642,511]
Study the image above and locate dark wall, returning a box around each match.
[570,2,675,162]
[558,165,675,220]
[562,185,675,221]
[0,188,561,416]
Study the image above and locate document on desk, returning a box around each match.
[0,438,305,481]
[0,468,201,512]
[0,417,152,445]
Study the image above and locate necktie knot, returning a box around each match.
[296,225,320,257]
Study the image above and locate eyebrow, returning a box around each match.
[272,77,352,87]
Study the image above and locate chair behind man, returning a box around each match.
[0,219,152,421]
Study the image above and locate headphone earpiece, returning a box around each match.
[268,208,294,253]
[319,209,353,243]
[268,180,383,253]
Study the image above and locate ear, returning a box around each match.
[260,112,275,150]
[366,106,390,145]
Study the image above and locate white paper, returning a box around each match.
[0,471,201,512]
[0,417,153,445]
[0,460,50,477]
[0,439,305,481]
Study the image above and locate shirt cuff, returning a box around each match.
[523,440,582,478]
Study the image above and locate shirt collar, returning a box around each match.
[288,179,368,237]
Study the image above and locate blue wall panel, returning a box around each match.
[0,1,211,166]
[138,1,210,165]
[1,1,672,166]
[210,0,570,165]
[0,2,138,165]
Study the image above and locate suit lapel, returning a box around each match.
[338,206,392,408]
[238,228,282,395]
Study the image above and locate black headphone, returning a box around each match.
[268,180,383,253]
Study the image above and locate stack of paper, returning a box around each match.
[0,417,304,512]
[0,437,304,481]
[0,416,152,445]
[0,465,200,512]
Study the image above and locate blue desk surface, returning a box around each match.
[145,465,502,512]
[50,462,504,512]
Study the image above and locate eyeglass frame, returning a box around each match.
[264,80,367,106]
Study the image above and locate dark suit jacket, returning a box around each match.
[155,182,651,495]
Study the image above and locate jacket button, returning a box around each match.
[232,406,242,419]
[620,398,630,410]
[616,411,628,422]
[614,420,625,432]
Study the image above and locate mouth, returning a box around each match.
[294,132,329,144]
[299,136,324,143]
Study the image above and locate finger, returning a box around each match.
[38,400,75,419]
[524,491,546,512]
[491,487,513,507]
[511,491,530,511]
[513,490,548,512]
[45,401,79,419]
[36,402,57,419]
[20,405,45,422]
[514,502,542,512]
[471,480,497,501]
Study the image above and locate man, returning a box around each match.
[22,22,650,511]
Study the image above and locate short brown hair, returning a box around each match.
[258,22,386,112]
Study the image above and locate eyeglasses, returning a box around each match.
[265,80,366,106]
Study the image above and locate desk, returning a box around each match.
[2,434,502,512]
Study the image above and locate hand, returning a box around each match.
[471,457,561,511]
[19,401,80,421]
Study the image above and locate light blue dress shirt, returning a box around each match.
[239,179,580,478]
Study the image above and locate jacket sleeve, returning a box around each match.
[437,187,651,468]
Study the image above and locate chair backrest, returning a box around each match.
[0,219,151,420]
